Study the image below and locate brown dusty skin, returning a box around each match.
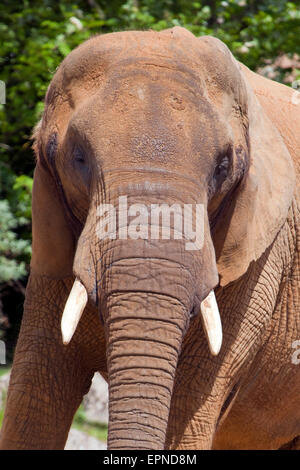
[0,27,299,450]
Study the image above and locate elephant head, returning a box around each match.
[29,27,294,449]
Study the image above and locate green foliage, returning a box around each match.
[0,160,32,282]
[0,0,299,300]
[0,384,7,429]
[0,367,10,377]
[73,405,108,442]
[0,200,30,282]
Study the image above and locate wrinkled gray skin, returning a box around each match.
[0,27,299,450]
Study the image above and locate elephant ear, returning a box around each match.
[30,123,75,278]
[214,63,296,286]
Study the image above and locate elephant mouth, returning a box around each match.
[60,277,223,356]
[217,380,242,429]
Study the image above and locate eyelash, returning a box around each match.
[73,148,85,164]
[213,145,233,184]
[214,155,230,180]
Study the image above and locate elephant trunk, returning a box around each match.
[98,249,194,450]
[66,182,219,449]
[105,290,188,449]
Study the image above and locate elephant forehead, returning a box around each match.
[41,29,244,151]
[45,28,243,114]
[42,58,208,149]
[70,76,222,169]
[75,68,220,131]
[49,28,200,90]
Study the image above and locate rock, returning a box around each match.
[65,429,106,450]
[0,372,10,409]
[83,372,108,424]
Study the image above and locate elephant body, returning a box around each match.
[0,27,299,450]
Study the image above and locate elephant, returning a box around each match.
[0,26,299,450]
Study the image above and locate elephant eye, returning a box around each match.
[214,156,229,180]
[213,147,232,186]
[73,147,86,164]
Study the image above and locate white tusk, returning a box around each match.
[200,290,222,356]
[61,278,88,345]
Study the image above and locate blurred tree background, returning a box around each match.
[0,0,300,362]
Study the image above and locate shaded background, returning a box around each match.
[1,0,300,364]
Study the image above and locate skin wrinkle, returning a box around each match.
[1,27,299,450]
[108,426,164,440]
[107,317,184,338]
[96,257,195,293]
[111,409,167,424]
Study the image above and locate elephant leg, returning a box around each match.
[0,275,105,450]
